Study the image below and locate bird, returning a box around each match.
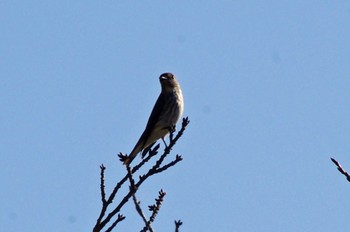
[124,72,184,165]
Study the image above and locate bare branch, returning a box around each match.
[100,164,107,204]
[105,214,126,232]
[93,165,108,231]
[126,165,154,232]
[155,155,183,174]
[175,220,183,232]
[93,117,189,232]
[148,189,166,224]
[331,157,350,182]
[134,194,153,232]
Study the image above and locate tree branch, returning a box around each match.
[92,117,190,232]
[331,157,350,182]
[175,220,183,232]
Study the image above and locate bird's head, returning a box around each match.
[159,72,179,92]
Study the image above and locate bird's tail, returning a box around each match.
[124,142,142,165]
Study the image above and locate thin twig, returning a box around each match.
[148,189,166,224]
[175,220,183,232]
[126,165,154,232]
[105,214,126,232]
[155,155,183,174]
[100,164,106,204]
[135,194,153,232]
[93,165,108,232]
[331,157,350,182]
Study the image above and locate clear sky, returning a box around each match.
[1,1,350,232]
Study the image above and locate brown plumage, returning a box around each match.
[124,73,184,165]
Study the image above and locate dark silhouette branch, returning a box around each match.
[100,164,106,204]
[147,189,166,225]
[94,145,162,231]
[175,220,183,232]
[105,214,125,232]
[331,157,350,182]
[133,193,153,232]
[92,117,190,232]
[155,155,183,174]
[126,165,154,232]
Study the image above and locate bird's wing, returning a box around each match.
[128,93,165,164]
[138,92,165,148]
[141,141,156,158]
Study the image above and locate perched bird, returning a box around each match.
[124,73,184,165]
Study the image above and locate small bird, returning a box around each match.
[124,73,184,165]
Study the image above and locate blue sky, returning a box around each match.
[1,1,350,231]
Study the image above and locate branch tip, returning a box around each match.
[118,152,128,163]
[175,220,183,232]
[330,157,350,182]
